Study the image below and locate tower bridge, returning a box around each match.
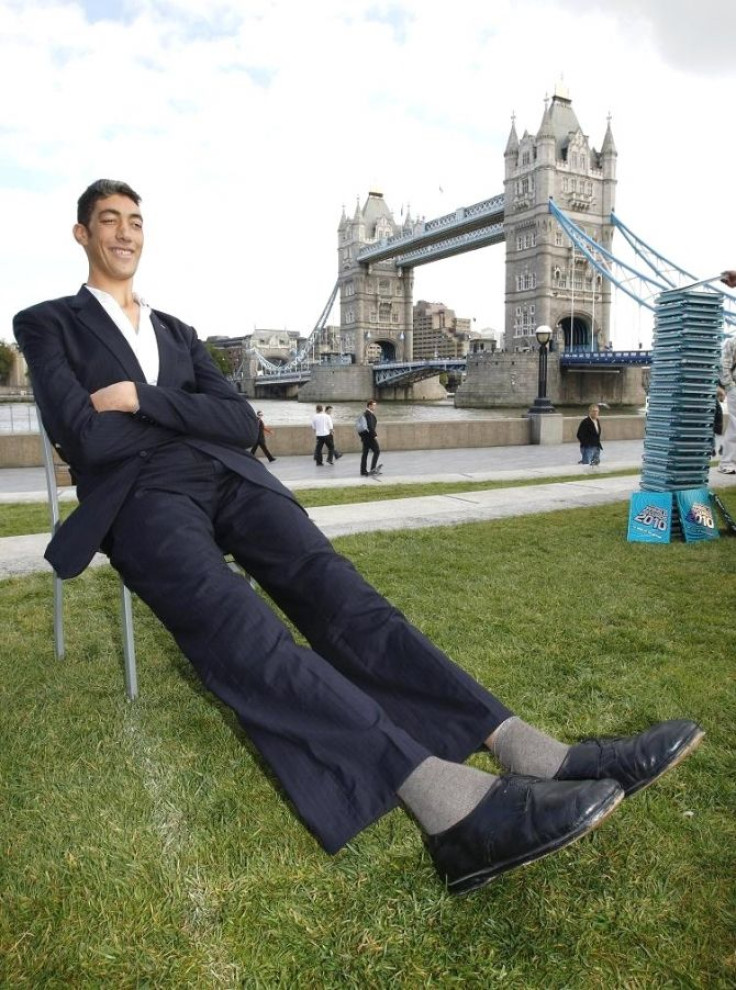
[234,82,732,407]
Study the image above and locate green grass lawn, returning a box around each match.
[1,498,734,987]
[0,469,642,538]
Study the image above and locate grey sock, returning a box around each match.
[488,716,570,777]
[397,756,497,835]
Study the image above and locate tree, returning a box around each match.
[205,342,231,376]
[0,342,15,384]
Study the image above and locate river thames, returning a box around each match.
[0,396,641,434]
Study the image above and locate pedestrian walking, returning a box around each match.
[357,400,381,476]
[312,404,336,466]
[325,406,342,460]
[251,410,276,462]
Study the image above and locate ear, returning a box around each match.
[73,223,88,246]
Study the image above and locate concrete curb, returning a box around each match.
[0,475,639,580]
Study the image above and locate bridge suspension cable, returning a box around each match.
[549,200,736,329]
[249,280,340,374]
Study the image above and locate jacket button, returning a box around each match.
[139,450,148,458]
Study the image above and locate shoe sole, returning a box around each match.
[447,786,624,896]
[624,725,705,798]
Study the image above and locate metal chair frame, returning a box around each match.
[37,407,255,702]
[37,408,139,699]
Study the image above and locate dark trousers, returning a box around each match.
[360,435,380,474]
[250,440,275,461]
[314,434,335,464]
[106,446,512,852]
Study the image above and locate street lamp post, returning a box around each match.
[528,324,556,414]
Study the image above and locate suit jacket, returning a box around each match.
[14,286,296,578]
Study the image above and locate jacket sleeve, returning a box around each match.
[14,310,178,470]
[134,324,259,448]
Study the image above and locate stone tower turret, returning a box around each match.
[504,116,519,176]
[503,84,617,352]
[337,192,414,364]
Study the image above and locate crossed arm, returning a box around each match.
[90,381,140,414]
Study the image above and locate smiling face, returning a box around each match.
[73,193,143,290]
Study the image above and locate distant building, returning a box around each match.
[0,342,29,391]
[207,329,303,368]
[412,300,472,360]
[470,326,504,354]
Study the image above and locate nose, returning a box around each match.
[116,219,137,241]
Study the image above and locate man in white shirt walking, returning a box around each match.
[311,403,335,466]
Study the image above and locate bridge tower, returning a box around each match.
[503,83,617,351]
[337,192,415,365]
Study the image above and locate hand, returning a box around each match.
[720,270,736,288]
[90,381,140,413]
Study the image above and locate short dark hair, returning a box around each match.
[77,179,142,227]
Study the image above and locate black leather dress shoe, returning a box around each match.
[554,719,704,797]
[425,774,623,896]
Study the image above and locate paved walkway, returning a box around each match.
[2,439,733,580]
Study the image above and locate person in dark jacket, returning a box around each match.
[713,385,725,457]
[250,410,276,462]
[576,404,603,466]
[359,400,381,476]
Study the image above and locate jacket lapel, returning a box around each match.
[71,285,147,383]
[149,311,180,387]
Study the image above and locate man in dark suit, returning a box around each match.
[359,399,381,476]
[13,180,704,895]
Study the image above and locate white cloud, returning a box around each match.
[1,0,735,350]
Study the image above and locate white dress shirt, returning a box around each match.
[312,412,333,436]
[85,284,160,385]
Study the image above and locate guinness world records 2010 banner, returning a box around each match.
[675,488,720,542]
[627,492,673,543]
[627,488,720,543]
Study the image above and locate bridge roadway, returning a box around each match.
[246,350,653,392]
[2,439,733,580]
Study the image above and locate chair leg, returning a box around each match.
[120,580,138,701]
[227,558,257,590]
[53,573,65,660]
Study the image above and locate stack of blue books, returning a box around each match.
[640,289,723,533]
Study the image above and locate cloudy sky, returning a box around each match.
[2,0,735,348]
